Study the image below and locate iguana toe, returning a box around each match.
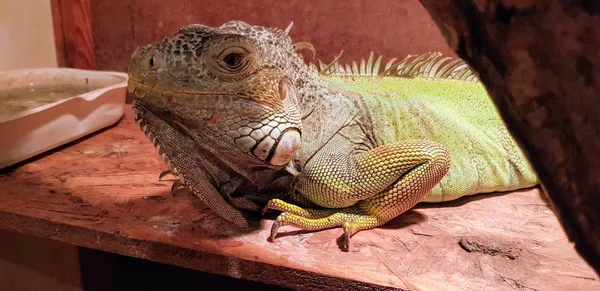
[262,198,305,216]
[170,179,183,196]
[262,198,336,218]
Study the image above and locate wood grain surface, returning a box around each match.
[51,0,96,69]
[0,106,597,290]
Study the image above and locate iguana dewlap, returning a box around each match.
[126,21,538,250]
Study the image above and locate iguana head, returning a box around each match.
[127,21,305,167]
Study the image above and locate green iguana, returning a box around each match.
[126,21,538,250]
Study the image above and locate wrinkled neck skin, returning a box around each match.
[282,54,363,167]
[134,101,280,184]
[133,99,299,216]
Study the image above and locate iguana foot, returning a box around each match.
[265,199,382,251]
[267,208,380,251]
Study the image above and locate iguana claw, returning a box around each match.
[342,222,352,251]
[269,221,279,242]
[260,203,272,216]
[158,169,184,196]
[158,169,177,180]
[170,179,183,196]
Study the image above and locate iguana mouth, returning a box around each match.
[127,78,233,98]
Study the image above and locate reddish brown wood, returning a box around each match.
[51,0,96,69]
[0,106,597,290]
[50,0,66,67]
[88,0,456,72]
[418,0,600,274]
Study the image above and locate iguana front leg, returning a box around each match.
[264,137,450,250]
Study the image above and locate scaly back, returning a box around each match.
[313,52,538,202]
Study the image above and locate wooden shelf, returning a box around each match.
[0,106,597,290]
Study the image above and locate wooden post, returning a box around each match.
[418,0,600,273]
[50,0,96,69]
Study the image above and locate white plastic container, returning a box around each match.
[0,68,128,169]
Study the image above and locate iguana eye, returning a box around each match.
[216,46,250,72]
[222,53,243,68]
[149,57,156,68]
[147,54,160,70]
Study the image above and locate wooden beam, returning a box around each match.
[50,0,96,69]
[418,0,600,273]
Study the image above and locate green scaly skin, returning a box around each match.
[127,21,538,250]
[320,75,538,202]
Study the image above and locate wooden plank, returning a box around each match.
[0,106,597,290]
[50,0,96,69]
[50,0,66,67]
